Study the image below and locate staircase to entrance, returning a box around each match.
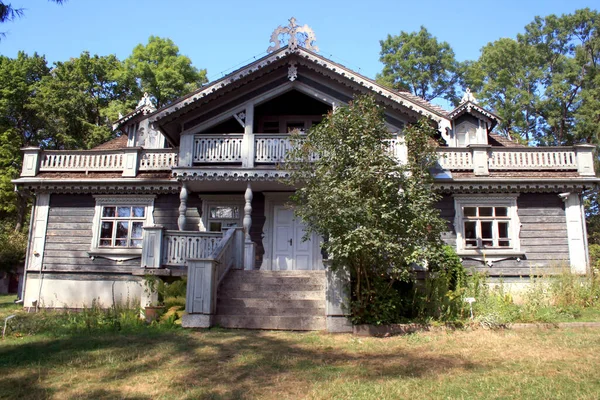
[215,270,327,330]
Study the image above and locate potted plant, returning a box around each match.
[143,274,165,322]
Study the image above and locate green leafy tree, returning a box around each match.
[378,26,462,103]
[465,8,600,146]
[0,52,50,231]
[124,36,208,108]
[463,38,541,143]
[287,95,450,323]
[33,52,135,149]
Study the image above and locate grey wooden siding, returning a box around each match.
[43,194,139,273]
[437,193,569,276]
[153,194,201,231]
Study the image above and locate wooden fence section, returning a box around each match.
[162,231,223,267]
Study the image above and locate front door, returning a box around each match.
[273,206,313,270]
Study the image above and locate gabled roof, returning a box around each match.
[149,46,451,128]
[449,100,500,130]
[112,93,157,131]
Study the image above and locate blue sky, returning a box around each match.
[0,0,596,90]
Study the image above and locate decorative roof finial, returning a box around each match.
[460,88,477,104]
[136,92,156,110]
[267,17,319,53]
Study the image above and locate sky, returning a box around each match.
[0,0,596,101]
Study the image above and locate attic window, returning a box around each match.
[456,122,477,146]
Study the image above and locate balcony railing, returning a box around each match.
[20,147,178,178]
[193,134,243,163]
[21,136,595,178]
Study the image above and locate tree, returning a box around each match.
[463,38,541,143]
[124,36,208,108]
[464,8,600,146]
[287,95,451,323]
[0,0,65,39]
[0,52,50,231]
[378,26,462,103]
[32,51,136,149]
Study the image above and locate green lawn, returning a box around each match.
[1,294,599,399]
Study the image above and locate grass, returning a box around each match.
[1,295,600,399]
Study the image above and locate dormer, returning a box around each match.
[112,93,168,149]
[448,89,500,147]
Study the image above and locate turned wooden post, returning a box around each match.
[178,183,188,231]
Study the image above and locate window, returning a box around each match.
[91,196,155,258]
[456,122,478,147]
[199,195,244,233]
[99,206,146,248]
[208,205,240,232]
[454,196,521,255]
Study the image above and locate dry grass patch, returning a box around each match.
[1,293,599,399]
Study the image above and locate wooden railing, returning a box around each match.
[162,231,223,267]
[184,228,245,319]
[193,134,243,163]
[139,149,178,170]
[39,150,125,172]
[23,139,594,179]
[437,148,473,170]
[255,134,292,163]
[23,147,178,177]
[212,228,244,285]
[488,148,577,170]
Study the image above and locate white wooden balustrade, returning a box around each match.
[193,134,243,163]
[139,149,178,170]
[437,148,474,170]
[162,231,223,266]
[40,151,125,172]
[488,148,577,170]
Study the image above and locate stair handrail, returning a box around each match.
[185,227,244,319]
[211,227,244,286]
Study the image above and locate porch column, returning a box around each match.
[243,182,256,270]
[241,103,255,168]
[561,192,588,274]
[178,183,188,231]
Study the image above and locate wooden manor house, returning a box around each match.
[13,20,598,331]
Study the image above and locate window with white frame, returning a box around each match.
[454,196,520,254]
[91,196,155,255]
[207,205,241,232]
[199,196,244,233]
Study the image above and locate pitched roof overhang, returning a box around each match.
[145,46,452,144]
[448,100,500,130]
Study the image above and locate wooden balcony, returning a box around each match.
[19,136,596,178]
[20,147,178,178]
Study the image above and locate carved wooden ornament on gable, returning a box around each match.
[267,17,319,53]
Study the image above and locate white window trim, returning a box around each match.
[89,195,155,261]
[198,195,244,232]
[453,194,523,257]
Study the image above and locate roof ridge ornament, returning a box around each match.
[136,92,156,111]
[460,88,477,104]
[267,17,319,53]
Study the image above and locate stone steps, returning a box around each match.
[214,315,326,331]
[215,270,327,331]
